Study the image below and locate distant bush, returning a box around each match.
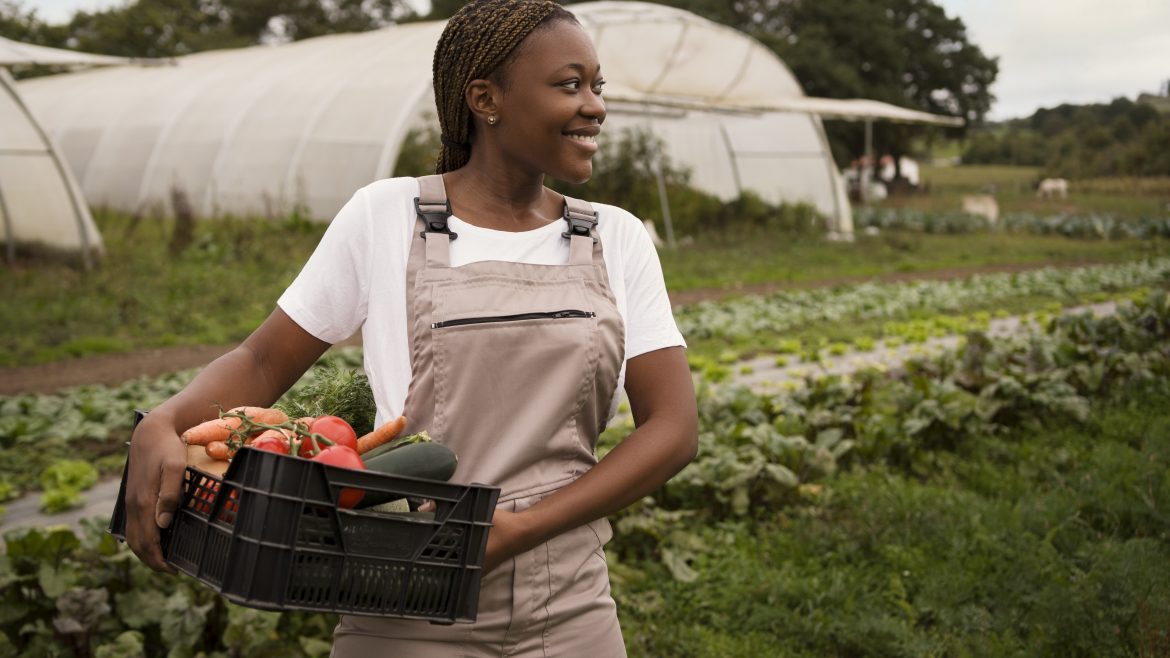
[962,97,1170,178]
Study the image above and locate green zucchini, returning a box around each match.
[358,441,458,509]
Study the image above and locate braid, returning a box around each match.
[432,0,578,173]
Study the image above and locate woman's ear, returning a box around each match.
[465,79,501,126]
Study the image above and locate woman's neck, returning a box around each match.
[443,155,561,232]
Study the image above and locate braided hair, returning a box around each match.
[432,0,578,173]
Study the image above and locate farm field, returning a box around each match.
[1,205,1164,368]
[3,166,1170,656]
[878,165,1170,219]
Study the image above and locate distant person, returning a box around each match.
[122,1,698,655]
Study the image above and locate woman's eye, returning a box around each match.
[593,80,606,94]
[561,80,581,90]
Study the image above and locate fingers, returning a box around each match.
[155,457,186,529]
[126,484,176,574]
[125,429,184,574]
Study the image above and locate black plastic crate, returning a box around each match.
[110,411,499,623]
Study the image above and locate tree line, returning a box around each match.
[2,0,997,164]
[962,97,1170,178]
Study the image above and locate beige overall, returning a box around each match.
[331,175,628,657]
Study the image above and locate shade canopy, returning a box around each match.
[0,35,132,67]
[18,1,964,234]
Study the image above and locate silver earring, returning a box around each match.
[488,115,497,126]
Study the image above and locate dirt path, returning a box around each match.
[1,261,1104,396]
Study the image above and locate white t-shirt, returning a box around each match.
[278,177,685,428]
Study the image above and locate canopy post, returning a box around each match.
[861,117,874,205]
[652,158,677,250]
[0,182,14,265]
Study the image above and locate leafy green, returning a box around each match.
[276,354,376,436]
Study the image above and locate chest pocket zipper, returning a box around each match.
[431,309,595,329]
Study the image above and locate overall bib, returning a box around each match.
[331,175,628,657]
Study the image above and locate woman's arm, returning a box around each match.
[124,308,331,572]
[483,345,697,570]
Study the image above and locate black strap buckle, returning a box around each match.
[415,197,457,241]
[562,205,598,242]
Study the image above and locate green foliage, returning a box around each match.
[0,521,338,657]
[38,487,83,514]
[857,206,1170,239]
[0,349,363,495]
[38,461,99,514]
[40,461,99,491]
[2,0,418,62]
[676,257,1170,343]
[963,97,1170,177]
[618,382,1170,656]
[391,124,440,177]
[0,210,325,367]
[276,354,377,436]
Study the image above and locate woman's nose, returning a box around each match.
[583,91,606,123]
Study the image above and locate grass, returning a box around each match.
[876,165,1170,219]
[658,225,1163,292]
[616,384,1170,657]
[0,168,1166,368]
[0,211,326,367]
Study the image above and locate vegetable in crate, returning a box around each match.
[182,406,288,446]
[311,445,366,508]
[358,440,458,509]
[276,363,377,436]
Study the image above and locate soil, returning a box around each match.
[1,261,1102,396]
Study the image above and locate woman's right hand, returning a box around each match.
[119,308,332,572]
[125,413,187,573]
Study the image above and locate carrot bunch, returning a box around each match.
[182,406,407,463]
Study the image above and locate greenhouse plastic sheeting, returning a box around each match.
[0,67,103,263]
[15,1,926,232]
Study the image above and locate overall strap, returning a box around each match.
[561,195,598,266]
[416,174,454,267]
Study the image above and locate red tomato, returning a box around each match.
[252,435,290,455]
[311,445,366,508]
[308,416,358,452]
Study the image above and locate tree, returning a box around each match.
[0,0,67,45]
[4,0,416,60]
[638,0,998,165]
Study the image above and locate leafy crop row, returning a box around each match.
[675,257,1170,341]
[606,290,1170,580]
[0,350,365,510]
[855,207,1170,239]
[4,292,1169,656]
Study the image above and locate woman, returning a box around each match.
[125,0,698,654]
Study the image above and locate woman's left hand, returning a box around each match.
[484,508,527,573]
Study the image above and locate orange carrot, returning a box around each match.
[182,418,235,446]
[356,416,407,454]
[205,441,232,461]
[182,406,289,445]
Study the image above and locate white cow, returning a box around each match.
[961,194,1000,226]
[1036,178,1069,199]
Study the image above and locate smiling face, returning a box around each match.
[486,20,606,184]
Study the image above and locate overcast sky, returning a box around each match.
[18,0,1170,121]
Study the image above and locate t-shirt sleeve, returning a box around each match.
[618,210,686,359]
[277,187,372,343]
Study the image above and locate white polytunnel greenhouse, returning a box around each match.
[17,1,962,235]
[0,37,127,267]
